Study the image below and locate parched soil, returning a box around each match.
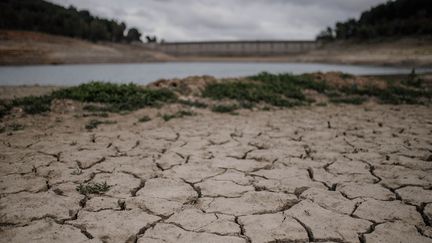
[1,91,432,242]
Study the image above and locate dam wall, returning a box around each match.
[144,40,321,56]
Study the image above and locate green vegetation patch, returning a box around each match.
[0,82,177,118]
[53,82,177,111]
[203,72,327,107]
[76,182,110,195]
[162,110,195,121]
[203,71,431,107]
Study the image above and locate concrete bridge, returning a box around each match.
[144,40,321,56]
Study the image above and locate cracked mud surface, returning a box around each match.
[1,103,432,243]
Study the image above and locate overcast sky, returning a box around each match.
[49,0,388,42]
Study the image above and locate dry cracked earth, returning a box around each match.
[1,103,432,243]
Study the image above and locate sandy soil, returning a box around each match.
[1,30,432,67]
[1,82,432,242]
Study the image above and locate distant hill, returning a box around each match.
[318,0,432,40]
[0,0,142,43]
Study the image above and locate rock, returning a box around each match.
[72,209,160,243]
[239,213,308,243]
[364,221,432,243]
[198,191,297,216]
[353,198,423,225]
[284,200,371,243]
[138,223,245,243]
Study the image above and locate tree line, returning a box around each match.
[317,0,432,41]
[0,0,143,43]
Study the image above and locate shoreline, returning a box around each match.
[1,31,432,67]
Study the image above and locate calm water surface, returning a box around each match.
[0,62,430,86]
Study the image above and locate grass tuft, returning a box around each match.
[85,119,117,130]
[178,99,208,108]
[162,110,195,121]
[76,182,110,195]
[330,96,367,105]
[211,104,239,113]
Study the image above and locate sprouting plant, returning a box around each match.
[76,182,110,195]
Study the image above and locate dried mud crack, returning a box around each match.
[1,75,432,242]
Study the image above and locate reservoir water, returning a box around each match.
[0,62,430,86]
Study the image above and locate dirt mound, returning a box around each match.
[148,75,218,96]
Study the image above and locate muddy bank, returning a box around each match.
[1,31,432,67]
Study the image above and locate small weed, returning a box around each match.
[402,69,423,88]
[162,110,195,121]
[85,119,117,130]
[11,95,53,115]
[178,99,208,108]
[211,104,239,113]
[239,101,255,109]
[138,115,151,123]
[76,182,110,195]
[82,112,109,118]
[330,96,367,105]
[340,73,355,80]
[316,102,327,106]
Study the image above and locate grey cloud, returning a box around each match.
[48,0,388,41]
